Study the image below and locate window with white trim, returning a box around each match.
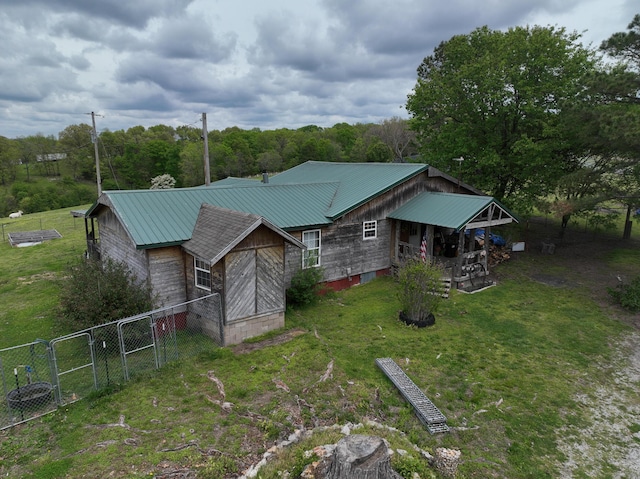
[302,229,321,268]
[194,257,211,290]
[363,220,377,239]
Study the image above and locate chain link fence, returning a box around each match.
[0,293,222,430]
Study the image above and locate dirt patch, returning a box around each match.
[17,272,58,285]
[231,328,307,355]
[556,331,640,478]
[531,274,568,288]
[500,219,640,477]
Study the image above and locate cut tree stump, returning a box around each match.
[317,435,402,479]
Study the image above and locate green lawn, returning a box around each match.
[0,208,638,478]
[0,207,89,348]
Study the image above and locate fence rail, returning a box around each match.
[0,293,222,430]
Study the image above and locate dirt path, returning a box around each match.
[501,219,640,477]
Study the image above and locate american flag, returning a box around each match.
[420,233,427,263]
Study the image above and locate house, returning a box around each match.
[84,161,517,345]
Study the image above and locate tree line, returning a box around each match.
[0,118,416,216]
[1,15,639,231]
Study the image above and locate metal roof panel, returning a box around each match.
[388,192,499,230]
[269,161,428,218]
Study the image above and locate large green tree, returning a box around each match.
[58,124,95,180]
[598,13,640,234]
[406,25,596,210]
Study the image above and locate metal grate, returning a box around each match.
[376,357,449,434]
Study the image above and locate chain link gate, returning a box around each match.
[1,293,222,430]
[0,340,56,428]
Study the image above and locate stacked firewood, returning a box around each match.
[488,246,511,266]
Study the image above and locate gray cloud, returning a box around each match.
[0,0,632,138]
[0,0,195,29]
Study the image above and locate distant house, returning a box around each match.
[84,161,517,344]
[36,153,67,162]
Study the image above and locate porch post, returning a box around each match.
[394,220,400,262]
[484,225,491,271]
[456,229,465,278]
[425,224,434,260]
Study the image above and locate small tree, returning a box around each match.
[286,266,324,307]
[58,258,155,331]
[396,260,445,326]
[150,174,176,189]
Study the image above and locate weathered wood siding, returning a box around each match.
[96,208,148,282]
[226,250,256,322]
[147,246,187,308]
[285,172,446,284]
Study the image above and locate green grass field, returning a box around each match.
[0,207,638,478]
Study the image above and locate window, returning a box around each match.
[194,257,211,290]
[302,229,321,268]
[363,220,377,239]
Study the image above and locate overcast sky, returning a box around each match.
[0,0,636,139]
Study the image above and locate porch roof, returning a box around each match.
[388,191,517,230]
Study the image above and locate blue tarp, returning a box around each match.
[465,228,506,247]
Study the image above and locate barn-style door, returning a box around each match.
[226,246,284,322]
[226,250,256,322]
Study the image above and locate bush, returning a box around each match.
[396,260,445,323]
[58,258,155,330]
[287,266,324,307]
[608,275,640,312]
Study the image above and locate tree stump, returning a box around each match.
[317,434,402,479]
[433,447,461,478]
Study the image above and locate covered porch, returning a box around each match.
[388,192,517,290]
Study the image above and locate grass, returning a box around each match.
[0,207,90,348]
[0,208,638,478]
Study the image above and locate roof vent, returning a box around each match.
[262,171,269,184]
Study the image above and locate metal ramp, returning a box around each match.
[376,358,449,434]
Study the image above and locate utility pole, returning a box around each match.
[202,112,210,186]
[453,156,464,193]
[91,112,102,196]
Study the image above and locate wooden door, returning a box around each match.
[226,250,256,322]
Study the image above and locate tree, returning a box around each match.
[0,136,19,185]
[58,258,155,331]
[406,25,596,211]
[600,14,640,72]
[58,124,94,180]
[179,141,206,186]
[371,116,417,162]
[150,174,176,189]
[396,260,445,326]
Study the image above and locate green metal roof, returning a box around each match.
[388,192,514,230]
[87,182,338,249]
[269,161,428,219]
[87,161,431,249]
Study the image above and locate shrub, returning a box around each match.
[608,275,640,312]
[58,258,155,330]
[396,259,445,323]
[287,266,324,307]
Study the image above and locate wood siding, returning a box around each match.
[97,209,149,283]
[285,172,446,285]
[147,247,187,308]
